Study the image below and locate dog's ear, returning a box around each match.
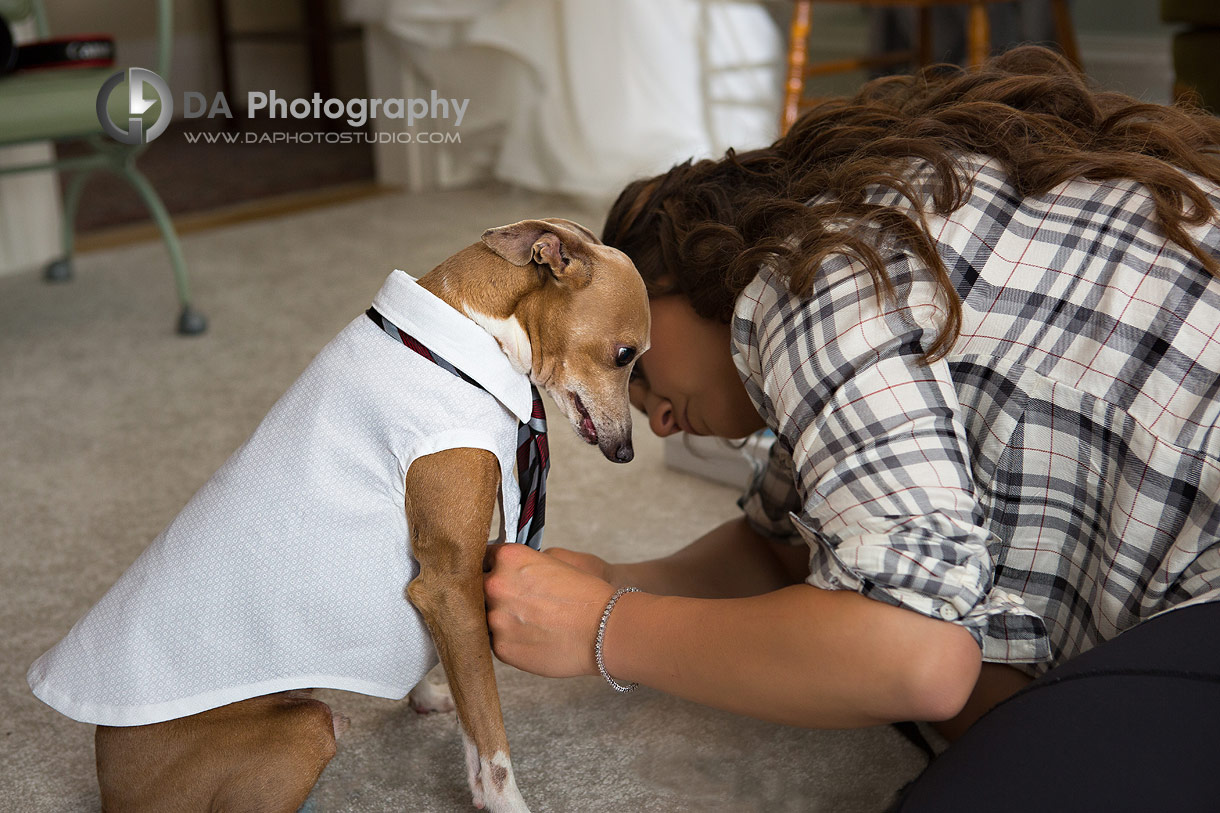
[539,218,603,245]
[481,219,594,287]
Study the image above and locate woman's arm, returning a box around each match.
[552,516,807,599]
[600,582,981,728]
[483,543,981,729]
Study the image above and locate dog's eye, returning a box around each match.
[616,347,636,367]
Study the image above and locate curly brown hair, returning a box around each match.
[602,45,1220,362]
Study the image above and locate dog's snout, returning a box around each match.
[614,442,633,463]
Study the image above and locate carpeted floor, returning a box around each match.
[0,185,932,812]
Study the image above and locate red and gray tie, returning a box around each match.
[367,307,549,550]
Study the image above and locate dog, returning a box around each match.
[28,218,650,813]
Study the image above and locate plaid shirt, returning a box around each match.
[732,155,1220,672]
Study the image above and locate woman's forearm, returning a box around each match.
[483,542,981,728]
[599,583,982,728]
[609,517,807,598]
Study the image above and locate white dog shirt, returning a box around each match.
[28,270,535,727]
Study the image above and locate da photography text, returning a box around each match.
[185,89,469,129]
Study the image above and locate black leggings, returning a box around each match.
[894,601,1220,813]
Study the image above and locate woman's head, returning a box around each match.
[605,45,1220,437]
[605,159,784,439]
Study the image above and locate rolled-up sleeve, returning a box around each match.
[735,256,1044,651]
[738,436,803,543]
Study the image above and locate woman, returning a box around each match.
[483,47,1220,808]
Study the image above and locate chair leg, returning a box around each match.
[781,0,812,135]
[1049,0,1082,70]
[44,170,92,283]
[966,1,991,68]
[117,162,207,335]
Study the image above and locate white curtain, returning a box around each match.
[346,0,782,199]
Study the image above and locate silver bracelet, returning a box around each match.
[595,586,640,693]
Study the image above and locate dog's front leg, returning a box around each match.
[405,447,530,813]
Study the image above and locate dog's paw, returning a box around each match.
[408,676,456,714]
[461,733,529,813]
[477,752,530,813]
[409,663,457,714]
[463,733,485,809]
[331,711,351,739]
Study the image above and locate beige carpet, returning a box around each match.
[0,185,929,812]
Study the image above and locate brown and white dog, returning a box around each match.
[93,219,650,813]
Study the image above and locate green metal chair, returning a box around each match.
[0,0,205,334]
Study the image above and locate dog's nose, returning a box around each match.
[615,442,634,463]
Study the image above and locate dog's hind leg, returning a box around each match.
[96,692,340,813]
[405,447,531,813]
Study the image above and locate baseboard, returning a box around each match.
[75,181,389,253]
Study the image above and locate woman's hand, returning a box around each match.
[542,547,615,583]
[483,543,617,678]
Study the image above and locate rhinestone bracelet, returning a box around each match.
[595,586,640,693]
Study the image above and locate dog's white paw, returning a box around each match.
[463,732,485,808]
[460,732,530,812]
[477,751,530,813]
[408,665,456,714]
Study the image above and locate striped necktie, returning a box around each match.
[367,307,549,550]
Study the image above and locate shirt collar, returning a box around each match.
[371,270,536,425]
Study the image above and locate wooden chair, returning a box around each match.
[781,0,1081,133]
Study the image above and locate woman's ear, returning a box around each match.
[481,219,593,287]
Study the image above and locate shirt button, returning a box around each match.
[938,604,959,620]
